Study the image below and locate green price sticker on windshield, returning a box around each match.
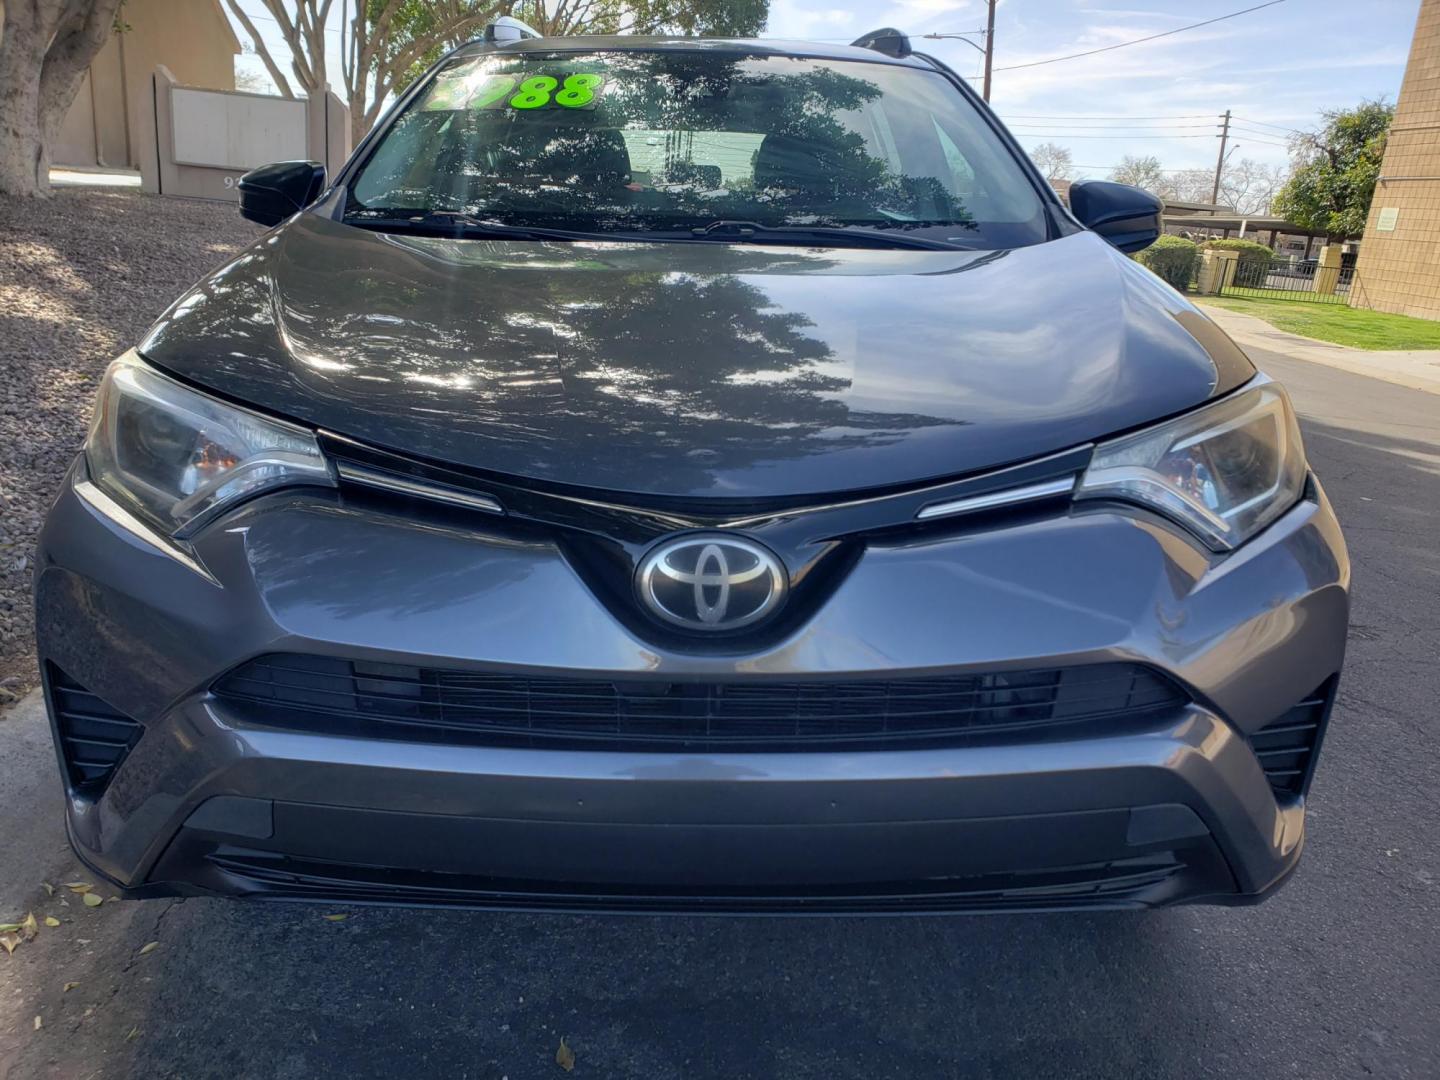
[507,73,605,110]
[426,69,606,112]
[477,72,604,110]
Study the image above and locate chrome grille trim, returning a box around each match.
[336,462,505,516]
[916,476,1077,521]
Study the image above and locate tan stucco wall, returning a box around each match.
[54,69,98,166]
[1353,0,1440,320]
[0,0,239,168]
[115,0,239,169]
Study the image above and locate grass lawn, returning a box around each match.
[1197,294,1440,350]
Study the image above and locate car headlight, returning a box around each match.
[84,350,333,538]
[1075,378,1307,551]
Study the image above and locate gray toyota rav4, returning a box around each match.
[36,22,1348,913]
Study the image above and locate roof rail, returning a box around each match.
[850,27,912,58]
[484,16,542,44]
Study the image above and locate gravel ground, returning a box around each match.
[0,189,259,692]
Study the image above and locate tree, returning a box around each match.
[1218,158,1286,216]
[227,0,770,147]
[1028,141,1072,183]
[223,1,502,144]
[1273,99,1392,240]
[1165,159,1287,214]
[514,0,766,36]
[1109,155,1168,196]
[1164,167,1216,204]
[0,0,126,197]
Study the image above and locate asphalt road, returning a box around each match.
[1,342,1436,1080]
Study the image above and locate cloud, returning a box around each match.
[764,0,862,38]
[762,0,1409,174]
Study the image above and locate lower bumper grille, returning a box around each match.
[213,653,1186,752]
[47,666,143,793]
[201,849,1190,914]
[1249,679,1336,798]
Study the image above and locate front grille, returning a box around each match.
[213,654,1187,752]
[203,850,1188,913]
[47,666,143,793]
[1249,681,1334,798]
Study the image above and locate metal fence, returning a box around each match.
[1220,259,1358,304]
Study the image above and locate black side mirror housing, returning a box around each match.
[238,161,326,227]
[1068,180,1164,254]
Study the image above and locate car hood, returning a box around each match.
[140,213,1253,499]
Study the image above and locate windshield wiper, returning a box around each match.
[684,220,964,251]
[344,211,968,250]
[344,210,634,243]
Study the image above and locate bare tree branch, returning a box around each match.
[225,0,297,97]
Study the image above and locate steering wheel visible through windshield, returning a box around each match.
[346,49,1050,249]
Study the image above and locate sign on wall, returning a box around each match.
[170,88,308,171]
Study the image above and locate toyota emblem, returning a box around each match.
[635,535,788,631]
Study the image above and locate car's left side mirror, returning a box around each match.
[238,161,326,227]
[1068,180,1164,254]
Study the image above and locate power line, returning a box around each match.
[1226,130,1294,147]
[994,0,1288,71]
[1232,115,1305,133]
[1006,122,1222,130]
[1229,125,1295,142]
[1000,113,1215,120]
[236,12,343,35]
[1012,132,1225,139]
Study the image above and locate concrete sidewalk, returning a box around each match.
[1196,301,1440,396]
[48,167,141,189]
[0,692,70,919]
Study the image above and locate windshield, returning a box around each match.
[346,50,1049,249]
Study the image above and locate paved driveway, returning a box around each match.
[1,342,1436,1080]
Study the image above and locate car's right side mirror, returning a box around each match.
[238,161,326,227]
[1068,180,1164,254]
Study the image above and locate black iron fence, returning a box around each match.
[1220,259,1358,304]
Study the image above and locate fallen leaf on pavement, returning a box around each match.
[125,1026,139,1042]
[41,883,55,898]
[81,893,103,908]
[44,916,60,928]
[1,934,18,956]
[0,923,20,933]
[33,1016,42,1031]
[64,883,92,894]
[556,1036,576,1072]
[63,982,80,993]
[21,913,38,941]
[138,941,159,955]
[321,913,348,922]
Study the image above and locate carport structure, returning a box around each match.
[1162,200,1356,258]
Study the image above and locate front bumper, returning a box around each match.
[35,463,1349,913]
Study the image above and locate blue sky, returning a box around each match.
[763,0,1418,176]
[231,0,1419,178]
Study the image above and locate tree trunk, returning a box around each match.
[0,0,123,198]
[0,2,49,196]
[350,102,368,149]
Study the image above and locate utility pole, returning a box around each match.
[982,0,996,103]
[1211,109,1232,205]
[923,2,997,102]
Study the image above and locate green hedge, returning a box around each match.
[1137,235,1199,291]
[1200,238,1275,271]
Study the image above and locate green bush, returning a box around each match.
[1137,235,1199,291]
[1201,237,1274,272]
